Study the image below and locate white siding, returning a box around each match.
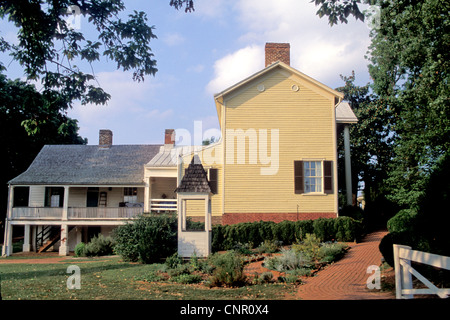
[29,186,45,207]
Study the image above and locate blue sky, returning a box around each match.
[1,0,374,146]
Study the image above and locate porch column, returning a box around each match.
[2,185,14,256]
[343,125,353,206]
[62,186,69,220]
[23,224,31,252]
[59,223,69,256]
[144,177,151,212]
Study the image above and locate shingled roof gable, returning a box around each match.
[175,155,211,193]
[9,144,162,185]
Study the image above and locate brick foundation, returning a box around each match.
[222,212,337,225]
[189,216,223,225]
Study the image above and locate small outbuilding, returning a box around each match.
[175,155,212,258]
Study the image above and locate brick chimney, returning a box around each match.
[99,129,113,148]
[164,129,175,148]
[265,43,290,67]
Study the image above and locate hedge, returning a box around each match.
[212,217,362,252]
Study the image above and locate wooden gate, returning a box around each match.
[393,244,450,299]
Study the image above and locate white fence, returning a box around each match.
[393,244,450,299]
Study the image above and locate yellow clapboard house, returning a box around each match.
[177,43,357,225]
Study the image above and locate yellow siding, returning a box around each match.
[223,69,336,214]
[185,199,205,218]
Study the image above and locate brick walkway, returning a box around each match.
[293,229,395,300]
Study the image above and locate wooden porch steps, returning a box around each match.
[37,226,74,253]
[37,232,61,253]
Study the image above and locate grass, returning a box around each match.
[0,255,298,300]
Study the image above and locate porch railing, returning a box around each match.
[12,207,63,219]
[150,199,177,212]
[11,207,144,220]
[68,207,144,219]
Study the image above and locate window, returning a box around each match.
[45,187,64,207]
[294,160,333,194]
[304,161,322,193]
[124,187,138,203]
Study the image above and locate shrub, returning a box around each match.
[233,242,253,255]
[113,214,177,264]
[83,234,115,257]
[334,216,361,242]
[171,273,203,284]
[74,242,86,257]
[207,251,246,287]
[294,220,314,242]
[165,252,183,269]
[313,218,335,242]
[256,240,282,254]
[292,233,321,262]
[318,242,348,263]
[257,272,274,284]
[211,217,362,252]
[387,209,417,233]
[264,248,311,272]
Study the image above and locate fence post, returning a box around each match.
[393,244,413,299]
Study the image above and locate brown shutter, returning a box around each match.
[324,160,333,194]
[209,168,218,194]
[294,161,304,194]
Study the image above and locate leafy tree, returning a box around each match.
[316,0,449,212]
[335,72,396,224]
[367,0,450,208]
[312,0,371,25]
[0,0,158,113]
[0,73,86,221]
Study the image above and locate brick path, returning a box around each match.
[293,230,395,300]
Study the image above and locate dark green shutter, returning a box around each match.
[324,161,333,194]
[209,168,218,194]
[294,161,304,194]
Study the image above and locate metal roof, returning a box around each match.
[336,101,358,124]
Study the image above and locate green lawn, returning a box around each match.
[0,256,298,300]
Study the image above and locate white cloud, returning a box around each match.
[194,0,229,19]
[163,32,186,46]
[207,0,372,92]
[206,44,264,95]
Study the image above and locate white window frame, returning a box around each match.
[303,160,324,194]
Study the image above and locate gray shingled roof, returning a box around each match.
[175,155,211,193]
[9,144,162,185]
